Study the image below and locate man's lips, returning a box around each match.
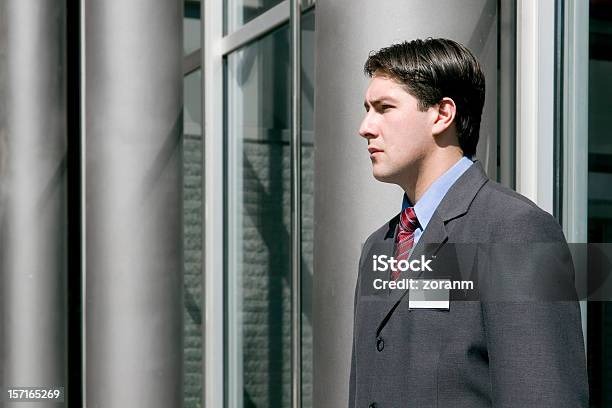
[368,146,383,155]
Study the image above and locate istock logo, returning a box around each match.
[372,254,433,272]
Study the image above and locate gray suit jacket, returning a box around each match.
[349,161,588,408]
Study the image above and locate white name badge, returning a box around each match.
[408,279,450,310]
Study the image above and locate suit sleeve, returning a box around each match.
[348,325,357,408]
[481,207,589,407]
[348,239,368,408]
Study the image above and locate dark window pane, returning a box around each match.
[588,2,612,406]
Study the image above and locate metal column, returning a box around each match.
[0,0,67,405]
[84,0,184,406]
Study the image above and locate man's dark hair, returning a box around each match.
[364,38,485,157]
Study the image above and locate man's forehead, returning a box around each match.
[364,76,406,102]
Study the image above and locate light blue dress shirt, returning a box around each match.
[401,156,473,246]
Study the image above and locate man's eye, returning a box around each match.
[381,105,394,111]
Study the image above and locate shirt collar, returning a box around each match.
[401,156,474,231]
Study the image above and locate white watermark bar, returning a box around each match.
[361,243,612,302]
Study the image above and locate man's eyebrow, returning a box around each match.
[363,97,398,109]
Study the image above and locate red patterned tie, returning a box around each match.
[391,207,419,280]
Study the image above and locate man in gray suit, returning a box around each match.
[349,38,588,407]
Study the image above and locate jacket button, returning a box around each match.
[376,336,384,352]
[369,403,378,408]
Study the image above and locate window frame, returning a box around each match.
[203,1,315,407]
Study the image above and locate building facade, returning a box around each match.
[1,0,611,407]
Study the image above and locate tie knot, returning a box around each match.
[399,207,419,233]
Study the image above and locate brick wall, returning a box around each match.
[183,132,202,408]
[239,139,314,408]
[180,133,314,408]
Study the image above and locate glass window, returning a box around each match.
[224,0,284,35]
[223,9,315,407]
[300,9,315,408]
[224,24,291,408]
[184,67,202,408]
[185,0,201,55]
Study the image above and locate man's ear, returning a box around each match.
[431,97,456,136]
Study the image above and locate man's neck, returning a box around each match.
[401,150,464,205]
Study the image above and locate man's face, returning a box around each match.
[359,75,436,184]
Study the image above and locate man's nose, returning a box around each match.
[359,113,377,139]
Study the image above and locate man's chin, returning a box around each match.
[372,171,397,184]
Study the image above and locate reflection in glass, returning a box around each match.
[225,25,291,407]
[183,68,203,408]
[224,0,284,34]
[300,10,315,408]
[185,0,201,55]
[587,1,612,406]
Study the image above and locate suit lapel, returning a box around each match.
[376,161,489,332]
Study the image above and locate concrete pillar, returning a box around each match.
[85,0,184,406]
